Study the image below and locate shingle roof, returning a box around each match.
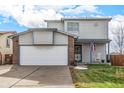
[0,31,16,33]
[76,39,111,44]
[61,17,112,21]
[45,17,112,22]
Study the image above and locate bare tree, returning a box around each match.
[111,22,124,54]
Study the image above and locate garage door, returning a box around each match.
[20,46,68,65]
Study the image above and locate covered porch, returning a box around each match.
[75,39,111,64]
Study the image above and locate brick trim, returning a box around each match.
[68,36,75,65]
[12,37,19,64]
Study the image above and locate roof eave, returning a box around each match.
[44,20,62,22]
[62,17,112,21]
[11,28,77,38]
[76,39,112,44]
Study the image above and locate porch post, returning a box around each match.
[90,44,92,63]
[108,43,110,62]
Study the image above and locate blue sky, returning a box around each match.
[98,5,124,16]
[0,5,124,32]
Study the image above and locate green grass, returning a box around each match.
[70,64,124,88]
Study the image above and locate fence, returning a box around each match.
[111,55,124,66]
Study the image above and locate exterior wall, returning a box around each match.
[82,44,106,63]
[0,33,14,64]
[12,37,19,64]
[46,19,109,64]
[19,31,68,45]
[96,44,106,62]
[64,20,108,39]
[68,36,75,65]
[33,31,53,44]
[47,21,64,31]
[19,32,33,45]
[54,32,68,44]
[13,30,74,65]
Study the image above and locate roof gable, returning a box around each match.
[12,28,76,38]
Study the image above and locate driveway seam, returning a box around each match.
[9,66,41,88]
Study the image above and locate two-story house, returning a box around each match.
[12,17,111,66]
[0,31,16,64]
[45,18,112,64]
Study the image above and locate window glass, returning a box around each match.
[6,38,10,48]
[67,22,79,31]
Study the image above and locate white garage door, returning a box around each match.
[20,46,68,65]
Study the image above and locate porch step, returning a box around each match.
[76,63,87,67]
[76,61,103,65]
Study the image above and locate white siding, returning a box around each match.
[33,31,53,44]
[19,31,68,45]
[19,32,33,45]
[54,32,68,44]
[64,20,108,39]
[82,44,106,63]
[96,44,106,61]
[79,21,108,39]
[47,22,64,31]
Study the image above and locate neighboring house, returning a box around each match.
[45,18,112,64]
[0,31,16,64]
[12,28,76,65]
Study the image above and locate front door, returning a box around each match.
[75,45,82,63]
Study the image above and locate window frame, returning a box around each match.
[67,22,79,31]
[6,38,10,48]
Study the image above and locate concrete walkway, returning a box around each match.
[0,65,74,88]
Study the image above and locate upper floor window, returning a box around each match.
[67,22,79,31]
[6,38,10,48]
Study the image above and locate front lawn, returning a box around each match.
[70,64,124,88]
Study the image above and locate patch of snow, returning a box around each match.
[74,66,87,70]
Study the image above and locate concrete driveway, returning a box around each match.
[0,65,74,88]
